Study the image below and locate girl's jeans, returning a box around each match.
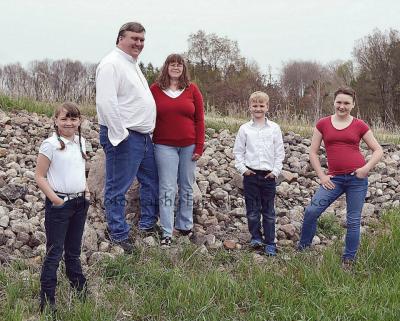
[299,173,368,259]
[40,196,89,304]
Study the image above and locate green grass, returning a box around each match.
[1,210,400,320]
[317,213,343,238]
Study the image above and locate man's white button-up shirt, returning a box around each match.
[96,47,156,146]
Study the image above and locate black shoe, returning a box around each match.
[114,239,135,254]
[75,284,89,302]
[160,236,172,248]
[175,228,193,237]
[341,258,355,272]
[40,300,57,316]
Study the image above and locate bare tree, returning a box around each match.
[353,28,400,124]
[328,60,355,87]
[187,30,241,77]
[280,60,331,120]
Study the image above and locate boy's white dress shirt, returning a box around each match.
[233,118,285,177]
[96,47,156,146]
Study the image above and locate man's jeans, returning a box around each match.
[298,173,368,259]
[40,196,89,303]
[100,126,159,241]
[154,144,196,238]
[243,173,276,245]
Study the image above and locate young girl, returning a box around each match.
[35,102,90,313]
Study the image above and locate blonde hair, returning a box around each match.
[249,91,269,105]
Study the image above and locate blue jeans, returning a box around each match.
[298,173,368,259]
[40,196,89,304]
[243,173,276,245]
[100,126,159,241]
[154,144,196,238]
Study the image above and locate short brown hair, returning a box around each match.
[249,91,269,105]
[334,86,357,105]
[116,22,145,45]
[156,54,190,90]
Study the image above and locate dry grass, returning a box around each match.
[205,111,400,144]
[1,94,399,144]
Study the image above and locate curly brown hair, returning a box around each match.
[156,54,190,90]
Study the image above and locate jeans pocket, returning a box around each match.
[355,175,368,183]
[51,201,67,209]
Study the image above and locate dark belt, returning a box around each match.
[55,191,85,202]
[246,167,271,176]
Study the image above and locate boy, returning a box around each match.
[233,91,285,256]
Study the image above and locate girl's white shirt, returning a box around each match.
[38,133,86,194]
[162,88,184,98]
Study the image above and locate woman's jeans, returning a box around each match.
[243,173,277,246]
[154,144,196,238]
[40,196,89,304]
[298,173,368,259]
[100,126,159,241]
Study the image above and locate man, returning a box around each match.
[96,22,158,253]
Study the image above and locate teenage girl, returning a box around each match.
[35,102,90,312]
[298,87,383,268]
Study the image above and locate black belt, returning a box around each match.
[246,167,271,176]
[55,191,85,202]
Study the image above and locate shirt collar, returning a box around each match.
[114,47,137,64]
[250,117,270,128]
[52,133,79,145]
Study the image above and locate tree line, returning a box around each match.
[0,28,399,126]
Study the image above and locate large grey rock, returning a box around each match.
[0,184,27,201]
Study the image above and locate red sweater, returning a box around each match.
[316,116,370,175]
[150,83,205,155]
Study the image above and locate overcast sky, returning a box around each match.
[1,0,399,76]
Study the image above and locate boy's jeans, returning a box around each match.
[154,144,196,238]
[40,196,89,304]
[243,173,276,245]
[100,126,159,241]
[298,173,368,259]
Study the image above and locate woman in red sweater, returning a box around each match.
[151,54,205,247]
[298,86,383,269]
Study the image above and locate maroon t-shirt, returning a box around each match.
[316,116,370,175]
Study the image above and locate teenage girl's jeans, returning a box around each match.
[40,196,89,304]
[298,173,368,259]
[243,173,277,245]
[100,126,159,241]
[154,144,196,238]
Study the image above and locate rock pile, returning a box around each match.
[1,109,399,265]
